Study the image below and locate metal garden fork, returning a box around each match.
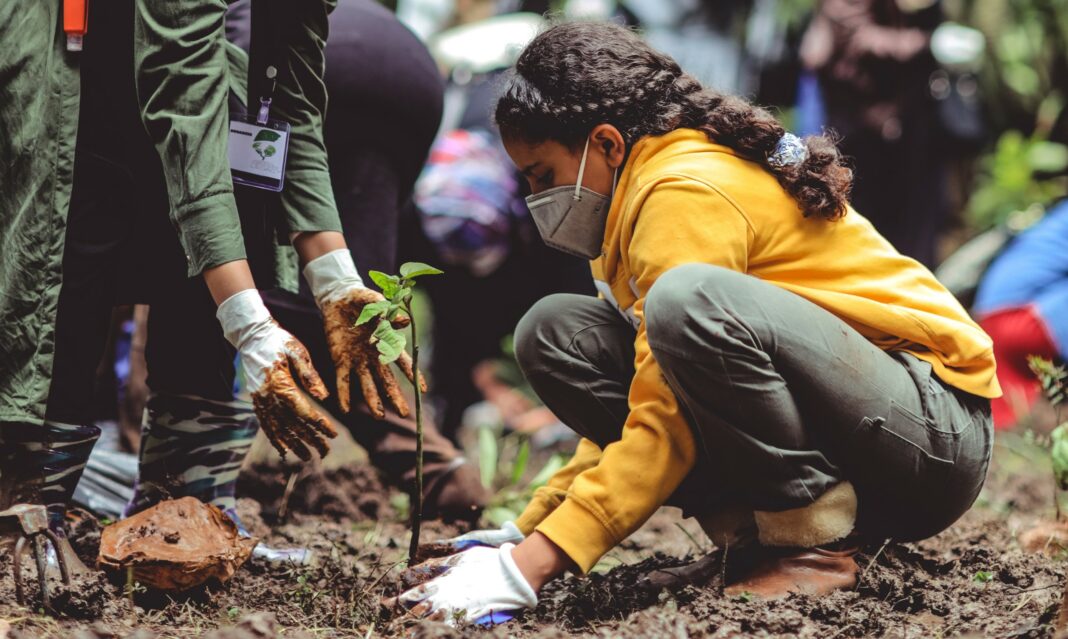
[0,503,70,607]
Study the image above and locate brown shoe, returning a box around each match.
[724,545,858,599]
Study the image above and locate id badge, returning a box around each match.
[228,115,291,192]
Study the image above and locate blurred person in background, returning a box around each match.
[972,198,1068,429]
[801,0,956,266]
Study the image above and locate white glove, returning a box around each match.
[302,248,366,306]
[390,544,537,627]
[217,289,336,460]
[303,249,421,418]
[442,521,525,552]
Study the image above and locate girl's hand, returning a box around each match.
[217,290,336,460]
[303,250,421,418]
[387,543,537,627]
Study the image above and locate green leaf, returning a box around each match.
[510,438,531,486]
[373,320,406,364]
[355,300,391,326]
[973,570,994,583]
[1027,141,1068,173]
[1052,424,1068,490]
[254,129,282,142]
[478,427,498,489]
[529,453,567,489]
[369,270,401,298]
[400,262,444,279]
[393,285,414,306]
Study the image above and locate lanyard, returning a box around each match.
[63,0,88,51]
[249,0,283,122]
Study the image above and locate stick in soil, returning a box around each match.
[278,469,301,522]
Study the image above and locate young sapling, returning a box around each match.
[356,262,442,563]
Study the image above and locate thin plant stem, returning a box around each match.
[1056,473,1063,522]
[407,298,424,563]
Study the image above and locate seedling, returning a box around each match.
[356,262,443,563]
[973,570,994,583]
[1028,356,1068,520]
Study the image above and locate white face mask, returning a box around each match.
[524,137,617,260]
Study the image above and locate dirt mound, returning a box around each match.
[238,463,396,524]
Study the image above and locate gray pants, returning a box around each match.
[515,264,993,542]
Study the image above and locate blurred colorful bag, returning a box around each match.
[414,128,527,277]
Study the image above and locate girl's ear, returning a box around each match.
[590,124,626,169]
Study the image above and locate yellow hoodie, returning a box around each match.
[515,128,1000,572]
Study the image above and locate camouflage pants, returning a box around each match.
[0,422,100,531]
[125,394,257,526]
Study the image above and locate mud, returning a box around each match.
[237,462,397,524]
[2,437,1067,637]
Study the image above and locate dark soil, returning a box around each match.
[3,434,1068,638]
[237,463,398,525]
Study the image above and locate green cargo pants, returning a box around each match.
[515,263,993,542]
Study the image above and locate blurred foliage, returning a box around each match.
[946,0,1068,227]
[968,126,1068,229]
[477,429,567,526]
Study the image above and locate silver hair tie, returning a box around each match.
[767,132,808,168]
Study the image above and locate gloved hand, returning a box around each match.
[441,521,525,552]
[387,543,537,627]
[304,250,422,419]
[217,290,336,460]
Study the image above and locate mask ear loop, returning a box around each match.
[573,137,591,201]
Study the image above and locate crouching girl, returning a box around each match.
[390,22,998,626]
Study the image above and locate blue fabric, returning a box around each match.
[473,608,520,626]
[795,71,826,138]
[975,200,1068,355]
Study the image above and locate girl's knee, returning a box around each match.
[513,294,581,373]
[646,263,746,349]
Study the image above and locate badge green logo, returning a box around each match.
[252,129,281,160]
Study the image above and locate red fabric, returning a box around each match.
[979,306,1058,429]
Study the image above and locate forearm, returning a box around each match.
[511,532,576,592]
[203,260,257,306]
[291,231,346,266]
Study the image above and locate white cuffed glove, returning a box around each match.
[441,521,526,552]
[218,289,336,460]
[303,249,422,419]
[388,543,537,627]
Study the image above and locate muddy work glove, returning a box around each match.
[218,290,336,460]
[387,544,537,627]
[304,249,421,419]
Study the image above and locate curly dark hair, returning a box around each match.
[495,22,853,220]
